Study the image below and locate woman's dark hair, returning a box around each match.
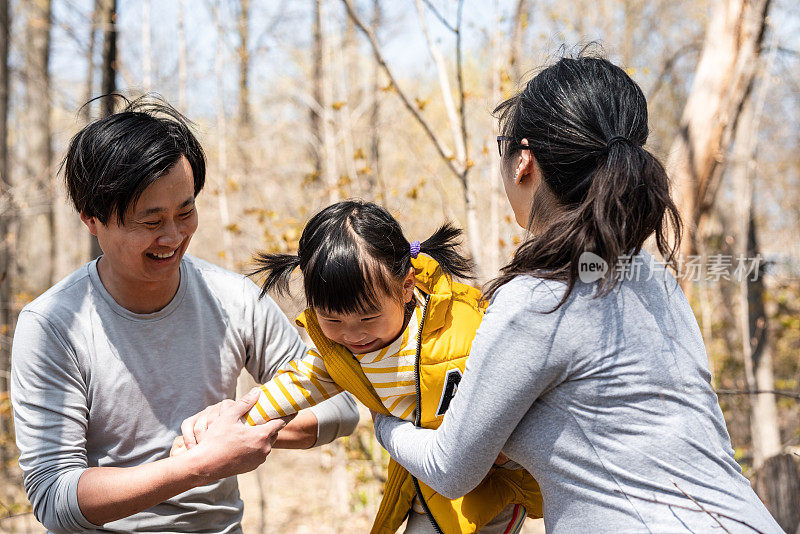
[252,200,474,314]
[487,52,682,309]
[63,94,206,225]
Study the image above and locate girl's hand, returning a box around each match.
[170,436,188,457]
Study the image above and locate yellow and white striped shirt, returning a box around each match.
[246,294,424,426]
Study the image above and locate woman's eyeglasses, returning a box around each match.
[496,136,529,157]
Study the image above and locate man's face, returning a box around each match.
[82,156,198,290]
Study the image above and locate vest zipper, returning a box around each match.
[412,294,444,534]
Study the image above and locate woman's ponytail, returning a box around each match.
[250,252,301,298]
[578,142,682,295]
[419,222,475,280]
[486,53,682,310]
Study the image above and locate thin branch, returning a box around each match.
[614,490,768,534]
[647,41,699,99]
[715,388,800,400]
[420,0,456,33]
[340,0,460,181]
[672,482,731,534]
[455,0,468,186]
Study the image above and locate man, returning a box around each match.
[10,98,359,533]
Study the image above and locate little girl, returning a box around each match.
[193,200,541,533]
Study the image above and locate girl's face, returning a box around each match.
[315,268,416,354]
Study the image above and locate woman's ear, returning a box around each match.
[402,266,415,303]
[515,138,534,184]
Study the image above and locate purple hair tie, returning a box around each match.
[410,241,421,258]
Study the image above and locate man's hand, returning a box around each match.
[185,388,288,483]
[77,388,286,526]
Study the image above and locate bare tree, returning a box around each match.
[237,0,250,128]
[20,0,54,290]
[508,0,531,84]
[212,1,233,269]
[666,0,771,270]
[141,0,151,92]
[88,0,116,260]
[308,0,338,202]
[0,0,12,480]
[343,0,481,276]
[367,0,383,201]
[732,38,781,470]
[177,0,187,111]
[81,1,99,122]
[99,0,116,115]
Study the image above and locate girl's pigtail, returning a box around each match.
[250,252,301,299]
[419,222,475,280]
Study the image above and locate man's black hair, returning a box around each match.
[64,95,206,225]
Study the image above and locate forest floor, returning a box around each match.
[0,415,546,533]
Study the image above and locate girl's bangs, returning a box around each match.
[304,245,400,315]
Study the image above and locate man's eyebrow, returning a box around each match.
[135,197,195,218]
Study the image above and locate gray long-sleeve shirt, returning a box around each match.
[11,255,359,534]
[375,252,781,533]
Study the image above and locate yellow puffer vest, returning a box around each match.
[296,254,543,534]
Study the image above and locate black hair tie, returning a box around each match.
[606,136,633,150]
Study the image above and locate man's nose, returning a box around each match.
[157,220,182,246]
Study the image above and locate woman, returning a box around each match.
[373,54,782,533]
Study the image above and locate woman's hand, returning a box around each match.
[493,452,510,466]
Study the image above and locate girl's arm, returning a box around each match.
[180,349,343,449]
[246,348,343,424]
[374,279,571,499]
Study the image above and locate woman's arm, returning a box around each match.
[374,279,570,498]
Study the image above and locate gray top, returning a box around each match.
[11,254,359,534]
[375,252,781,533]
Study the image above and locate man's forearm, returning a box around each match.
[76,453,207,526]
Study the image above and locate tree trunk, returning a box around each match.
[81,1,99,122]
[99,0,116,112]
[0,0,12,480]
[213,1,233,269]
[177,0,187,110]
[20,0,54,290]
[666,0,770,277]
[753,454,800,533]
[141,0,151,92]
[310,0,323,185]
[237,0,250,128]
[731,28,781,471]
[90,0,116,260]
[508,0,530,84]
[367,0,383,202]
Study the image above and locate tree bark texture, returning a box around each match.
[753,453,800,534]
[666,0,770,268]
[20,0,54,290]
[0,0,12,479]
[90,0,116,260]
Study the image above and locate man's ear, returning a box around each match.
[403,266,416,303]
[80,212,100,237]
